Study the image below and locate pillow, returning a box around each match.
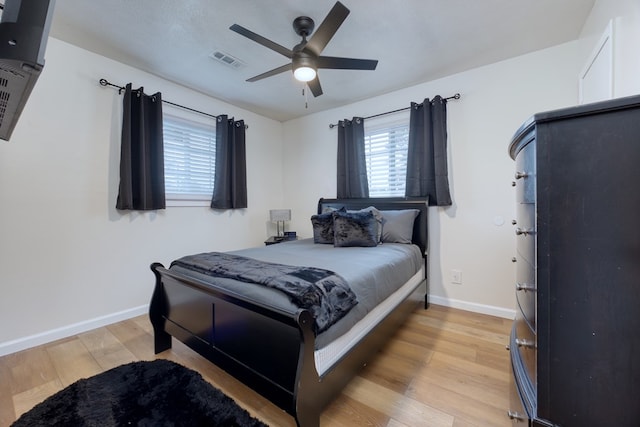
[332,210,378,247]
[381,209,420,244]
[321,206,346,214]
[348,206,383,243]
[311,212,335,244]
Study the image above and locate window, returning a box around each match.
[364,121,410,197]
[163,114,216,205]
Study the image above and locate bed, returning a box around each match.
[149,197,429,427]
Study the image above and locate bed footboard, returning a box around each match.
[149,262,317,419]
[150,262,424,427]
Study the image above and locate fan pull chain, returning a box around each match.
[303,86,309,109]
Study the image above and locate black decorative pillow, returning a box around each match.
[311,212,335,244]
[381,209,420,244]
[349,206,383,243]
[333,210,378,247]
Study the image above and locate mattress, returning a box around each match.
[168,238,424,349]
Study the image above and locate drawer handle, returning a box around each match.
[515,282,536,292]
[515,338,536,349]
[515,227,536,236]
[507,410,526,421]
[514,171,528,180]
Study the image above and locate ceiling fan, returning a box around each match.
[229,1,378,97]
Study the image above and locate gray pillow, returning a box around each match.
[333,210,378,247]
[381,209,420,244]
[321,206,346,214]
[310,212,335,244]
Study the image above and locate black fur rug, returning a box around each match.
[12,359,268,427]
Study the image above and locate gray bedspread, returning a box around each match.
[171,252,357,334]
[169,238,424,348]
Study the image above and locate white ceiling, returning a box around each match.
[49,0,595,122]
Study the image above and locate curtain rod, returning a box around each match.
[328,93,460,129]
[98,78,249,128]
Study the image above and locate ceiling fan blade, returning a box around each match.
[305,1,350,55]
[307,77,323,97]
[230,24,293,58]
[246,63,292,82]
[317,56,378,70]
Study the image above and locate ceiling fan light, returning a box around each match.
[294,66,316,82]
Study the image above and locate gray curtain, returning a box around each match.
[116,84,166,210]
[211,115,247,209]
[337,117,369,198]
[405,96,452,206]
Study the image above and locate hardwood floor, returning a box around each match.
[0,304,514,427]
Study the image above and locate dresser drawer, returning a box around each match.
[515,253,535,289]
[509,339,532,425]
[515,232,535,267]
[516,289,536,333]
[514,141,536,204]
[508,372,530,424]
[514,204,536,266]
[515,202,535,231]
[514,310,536,389]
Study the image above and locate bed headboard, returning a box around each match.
[317,197,429,256]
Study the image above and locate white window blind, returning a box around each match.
[163,114,216,201]
[364,121,410,197]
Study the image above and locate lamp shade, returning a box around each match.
[269,209,291,222]
[293,66,316,82]
[292,52,317,82]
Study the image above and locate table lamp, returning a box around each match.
[269,209,291,238]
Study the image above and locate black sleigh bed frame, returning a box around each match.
[149,197,429,427]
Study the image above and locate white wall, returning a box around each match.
[0,38,284,353]
[578,0,640,98]
[282,41,583,317]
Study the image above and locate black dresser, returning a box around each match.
[507,95,640,427]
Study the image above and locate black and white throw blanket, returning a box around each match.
[171,252,358,334]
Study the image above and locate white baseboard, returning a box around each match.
[0,305,149,357]
[428,294,516,319]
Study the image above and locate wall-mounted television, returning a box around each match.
[0,0,56,141]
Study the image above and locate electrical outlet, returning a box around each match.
[451,269,462,284]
